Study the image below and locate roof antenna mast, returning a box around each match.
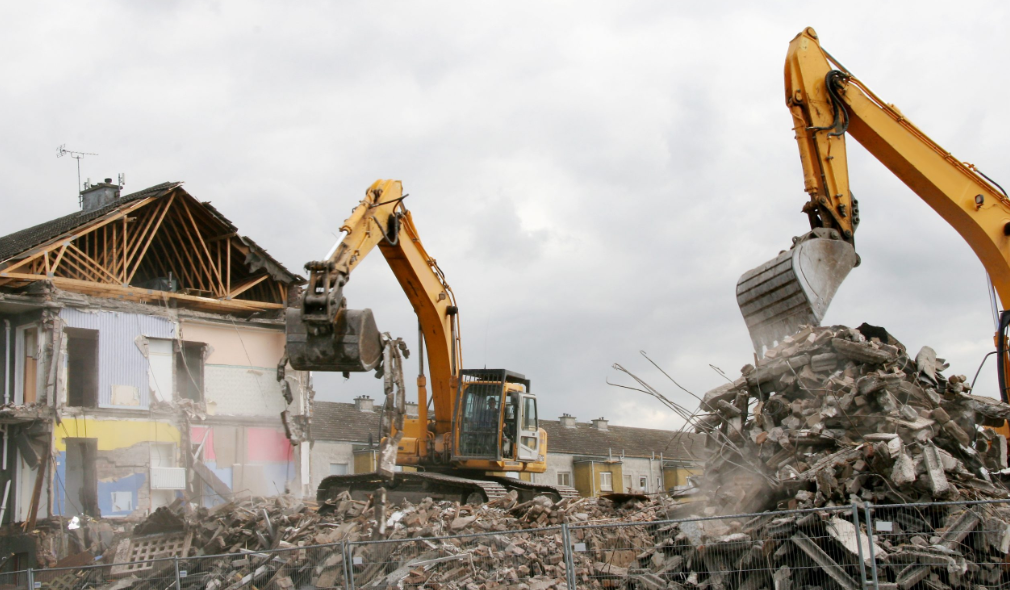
[56,144,98,203]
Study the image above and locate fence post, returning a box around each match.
[26,568,34,590]
[344,541,356,590]
[561,523,577,590]
[850,502,867,590]
[174,556,182,590]
[862,502,880,590]
[341,541,352,590]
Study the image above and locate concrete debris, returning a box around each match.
[696,323,1010,514]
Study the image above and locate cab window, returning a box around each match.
[522,396,537,431]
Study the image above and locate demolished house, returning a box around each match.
[0,180,311,566]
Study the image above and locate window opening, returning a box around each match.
[639,476,648,492]
[329,463,348,475]
[22,327,38,404]
[65,438,99,517]
[175,341,205,402]
[557,472,571,487]
[66,328,98,408]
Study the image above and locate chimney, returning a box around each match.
[80,178,121,212]
[559,413,577,428]
[405,402,419,416]
[591,417,609,431]
[353,395,374,412]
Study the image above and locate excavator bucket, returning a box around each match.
[286,307,383,372]
[737,233,857,356]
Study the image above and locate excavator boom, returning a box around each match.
[739,28,1010,360]
[287,181,573,504]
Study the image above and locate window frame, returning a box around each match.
[557,471,572,487]
[599,471,613,492]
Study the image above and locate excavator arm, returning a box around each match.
[286,179,462,434]
[292,181,566,504]
[739,28,1010,372]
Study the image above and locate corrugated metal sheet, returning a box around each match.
[60,308,176,409]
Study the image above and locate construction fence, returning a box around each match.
[5,498,1010,590]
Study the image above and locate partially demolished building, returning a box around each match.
[0,180,310,535]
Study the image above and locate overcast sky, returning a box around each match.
[2,2,1009,431]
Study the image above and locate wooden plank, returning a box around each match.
[24,438,50,531]
[60,247,110,283]
[208,231,238,243]
[228,273,269,298]
[124,200,163,271]
[162,210,206,291]
[122,216,128,282]
[127,195,174,283]
[163,209,210,293]
[179,197,224,294]
[51,242,69,273]
[0,196,157,274]
[193,460,233,499]
[226,238,231,294]
[0,272,283,311]
[151,212,196,288]
[66,244,120,283]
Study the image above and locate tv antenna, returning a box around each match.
[56,144,98,194]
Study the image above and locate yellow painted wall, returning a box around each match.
[663,466,702,488]
[573,463,594,496]
[572,462,624,497]
[353,449,376,473]
[54,417,180,451]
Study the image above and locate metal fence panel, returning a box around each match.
[568,506,868,590]
[180,541,345,589]
[867,499,1010,590]
[348,527,569,590]
[0,569,29,590]
[13,498,1010,590]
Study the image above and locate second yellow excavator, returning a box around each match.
[286,180,578,504]
[738,28,1010,409]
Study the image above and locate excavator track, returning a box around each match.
[486,476,580,503]
[317,471,508,507]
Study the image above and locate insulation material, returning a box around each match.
[146,338,174,403]
[178,321,283,368]
[110,384,140,406]
[60,308,175,409]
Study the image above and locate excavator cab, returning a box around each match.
[454,369,534,461]
[736,228,857,356]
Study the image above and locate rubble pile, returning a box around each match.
[90,491,680,590]
[696,323,1010,514]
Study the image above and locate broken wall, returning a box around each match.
[60,308,175,409]
[53,417,182,518]
[308,441,356,492]
[178,321,287,417]
[190,424,295,503]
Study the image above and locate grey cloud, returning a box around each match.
[2,1,1009,426]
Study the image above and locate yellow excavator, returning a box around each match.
[737,28,1010,408]
[287,180,577,504]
